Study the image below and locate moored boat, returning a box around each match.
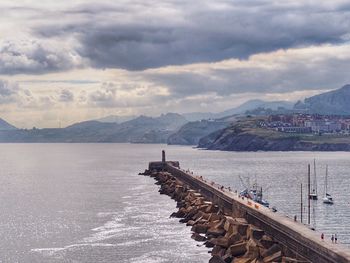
[323,165,334,205]
[239,177,270,207]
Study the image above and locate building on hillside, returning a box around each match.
[276,126,312,133]
[304,120,341,133]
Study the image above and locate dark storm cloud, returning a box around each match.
[33,1,350,71]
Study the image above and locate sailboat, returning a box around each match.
[323,165,334,204]
[309,159,318,200]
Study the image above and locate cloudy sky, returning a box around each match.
[1,0,350,128]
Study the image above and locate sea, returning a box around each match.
[0,143,349,262]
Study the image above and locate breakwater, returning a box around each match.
[140,153,350,263]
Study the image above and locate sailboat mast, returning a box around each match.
[325,165,328,195]
[314,159,317,195]
[300,183,303,223]
[308,164,311,225]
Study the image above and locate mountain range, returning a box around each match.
[0,113,187,143]
[1,84,350,144]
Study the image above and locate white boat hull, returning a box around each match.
[323,197,334,204]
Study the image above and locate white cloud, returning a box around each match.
[0,39,84,74]
[0,80,19,103]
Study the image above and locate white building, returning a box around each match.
[304,120,341,133]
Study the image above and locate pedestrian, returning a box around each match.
[321,233,324,241]
[331,235,334,243]
[335,234,338,244]
[294,215,297,222]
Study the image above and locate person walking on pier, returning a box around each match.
[335,234,338,244]
[331,235,334,243]
[321,233,324,241]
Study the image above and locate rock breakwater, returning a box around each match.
[140,169,306,263]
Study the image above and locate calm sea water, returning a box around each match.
[0,144,349,262]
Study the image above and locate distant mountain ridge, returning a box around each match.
[182,99,294,121]
[294,84,350,115]
[96,115,136,123]
[0,118,16,130]
[0,113,187,143]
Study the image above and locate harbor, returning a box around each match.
[142,151,350,263]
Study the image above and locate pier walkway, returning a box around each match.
[149,159,350,263]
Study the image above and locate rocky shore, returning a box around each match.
[198,132,350,151]
[141,169,306,263]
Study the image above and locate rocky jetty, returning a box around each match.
[140,169,306,263]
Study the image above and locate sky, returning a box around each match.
[1,0,350,128]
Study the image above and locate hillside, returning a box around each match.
[167,119,230,145]
[294,84,350,115]
[198,117,350,151]
[0,118,16,130]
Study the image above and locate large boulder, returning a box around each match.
[175,207,187,218]
[209,237,230,248]
[281,257,305,263]
[263,251,282,262]
[228,241,247,257]
[186,220,196,226]
[191,223,209,234]
[259,235,275,249]
[207,227,226,237]
[243,239,261,261]
[209,255,226,263]
[232,257,252,263]
[211,245,227,257]
[227,231,242,246]
[213,219,226,229]
[261,244,282,258]
[237,224,249,237]
[247,226,265,241]
[235,218,248,224]
[191,232,207,242]
[210,213,223,222]
[206,204,220,213]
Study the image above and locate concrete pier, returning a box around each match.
[148,159,350,263]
